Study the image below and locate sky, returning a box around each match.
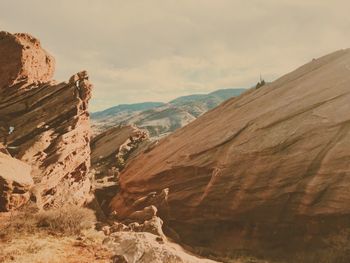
[1,0,349,111]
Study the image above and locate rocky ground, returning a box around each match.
[0,205,224,263]
[0,206,111,263]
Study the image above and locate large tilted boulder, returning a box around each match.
[0,31,93,210]
[110,49,350,254]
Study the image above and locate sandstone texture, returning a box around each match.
[104,231,218,263]
[111,49,350,253]
[0,31,92,210]
[91,125,148,167]
[0,31,54,89]
[102,215,218,263]
[91,125,148,213]
[0,152,33,211]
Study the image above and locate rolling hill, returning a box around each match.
[91,88,246,137]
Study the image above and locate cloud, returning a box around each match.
[1,0,350,111]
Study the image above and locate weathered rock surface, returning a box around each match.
[102,215,165,238]
[111,49,350,254]
[0,143,9,155]
[104,231,218,263]
[103,230,217,263]
[0,31,55,90]
[0,152,33,211]
[91,125,148,214]
[91,125,148,167]
[101,211,218,262]
[0,31,92,209]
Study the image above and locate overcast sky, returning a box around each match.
[1,0,349,111]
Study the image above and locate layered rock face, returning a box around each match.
[91,125,148,167]
[0,31,93,210]
[91,125,148,213]
[111,49,350,254]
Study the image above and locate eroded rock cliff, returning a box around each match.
[91,125,148,213]
[0,31,93,210]
[110,49,350,255]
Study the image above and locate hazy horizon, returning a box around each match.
[1,0,349,111]
[92,87,248,113]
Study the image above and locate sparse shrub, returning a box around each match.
[255,79,266,89]
[0,205,96,239]
[36,205,96,235]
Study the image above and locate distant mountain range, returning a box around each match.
[91,88,247,137]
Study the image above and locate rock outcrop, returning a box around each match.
[0,31,54,89]
[0,152,33,211]
[102,216,217,263]
[91,125,148,168]
[0,31,92,210]
[110,49,350,255]
[91,125,148,213]
[104,231,218,263]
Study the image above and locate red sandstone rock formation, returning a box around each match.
[0,151,33,211]
[0,32,54,89]
[110,49,350,253]
[91,125,149,213]
[91,125,148,167]
[0,31,93,210]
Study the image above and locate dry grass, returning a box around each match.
[0,205,96,239]
[0,205,112,263]
[0,232,111,263]
[35,205,96,235]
